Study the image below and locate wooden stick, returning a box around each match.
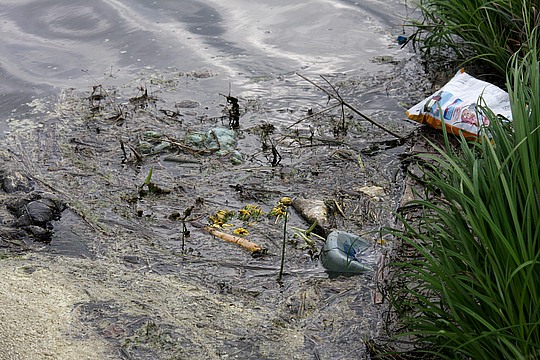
[204,226,266,253]
[296,73,404,140]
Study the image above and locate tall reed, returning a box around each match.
[388,42,540,359]
[409,0,540,77]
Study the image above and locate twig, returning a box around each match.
[320,75,346,129]
[286,103,341,129]
[163,135,212,155]
[278,200,291,282]
[296,73,404,140]
[374,252,386,304]
[203,226,266,254]
[128,144,143,163]
[280,134,348,146]
[30,175,111,235]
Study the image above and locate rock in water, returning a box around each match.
[0,165,66,245]
[0,167,34,193]
[15,196,65,227]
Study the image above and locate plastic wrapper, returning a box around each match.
[407,69,512,138]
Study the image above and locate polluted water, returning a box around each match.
[0,1,433,359]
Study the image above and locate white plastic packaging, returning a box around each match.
[407,70,512,138]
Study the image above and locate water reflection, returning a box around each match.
[0,0,408,126]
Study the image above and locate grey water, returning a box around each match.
[0,2,422,358]
[0,0,411,128]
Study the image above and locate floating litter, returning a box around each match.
[321,231,372,273]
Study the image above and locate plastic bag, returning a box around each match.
[407,69,512,138]
[184,127,237,155]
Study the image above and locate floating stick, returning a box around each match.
[204,226,266,253]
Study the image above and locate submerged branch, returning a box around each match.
[296,73,404,141]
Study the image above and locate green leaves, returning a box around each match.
[389,44,540,358]
[410,0,540,77]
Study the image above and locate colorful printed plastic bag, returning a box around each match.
[407,69,512,138]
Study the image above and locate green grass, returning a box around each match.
[388,42,540,359]
[408,0,540,77]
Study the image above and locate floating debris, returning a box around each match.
[208,209,236,228]
[268,198,290,223]
[175,99,200,109]
[0,166,65,245]
[233,227,249,236]
[184,127,241,163]
[321,231,372,273]
[356,185,385,200]
[237,204,264,221]
[291,198,331,235]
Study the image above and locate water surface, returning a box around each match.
[0,0,410,124]
[0,2,424,359]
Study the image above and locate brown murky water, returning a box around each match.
[0,1,431,359]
